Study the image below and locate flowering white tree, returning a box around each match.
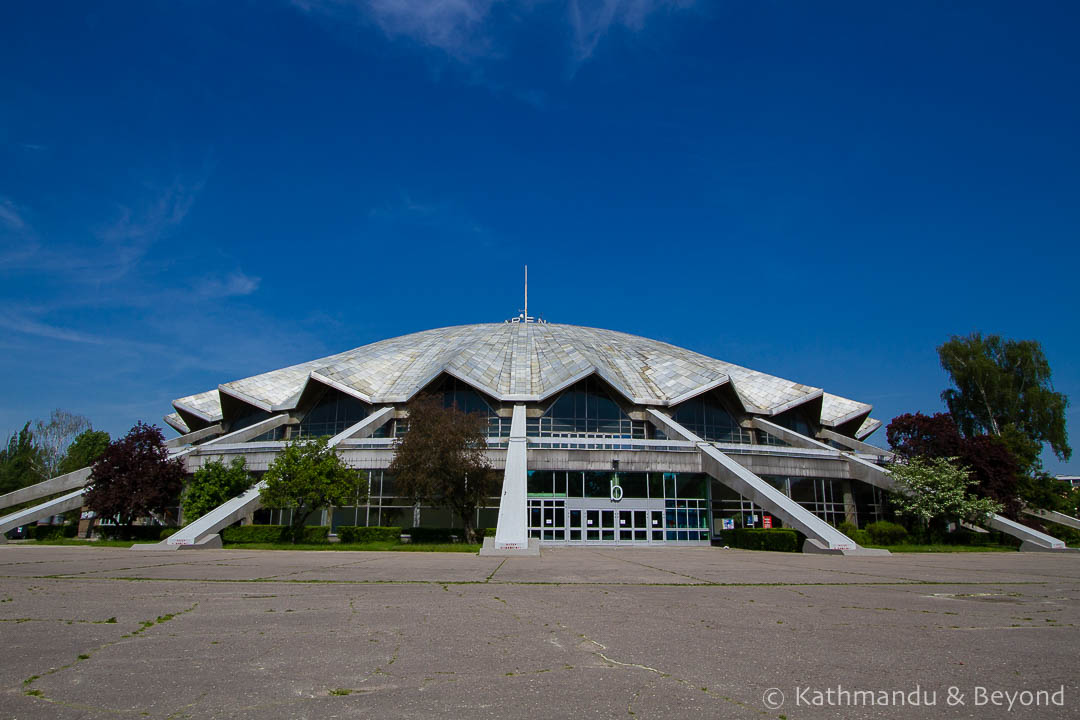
[889,456,1002,535]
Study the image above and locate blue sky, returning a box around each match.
[1,1,1077,474]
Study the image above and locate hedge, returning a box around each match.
[33,524,78,540]
[221,525,330,544]
[336,526,402,543]
[865,521,909,546]
[402,527,495,543]
[715,528,800,553]
[99,525,169,541]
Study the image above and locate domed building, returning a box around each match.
[161,319,902,553]
[1,317,1066,552]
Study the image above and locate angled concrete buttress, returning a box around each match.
[989,515,1069,552]
[754,418,1071,552]
[166,423,223,449]
[1023,508,1080,532]
[648,411,883,555]
[483,404,539,556]
[0,489,87,537]
[173,414,292,459]
[148,408,395,550]
[0,467,91,511]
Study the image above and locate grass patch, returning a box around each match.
[865,544,1015,553]
[329,688,352,696]
[221,541,482,553]
[24,538,160,548]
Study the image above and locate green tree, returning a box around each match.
[388,393,496,544]
[938,333,1070,463]
[259,436,366,543]
[183,457,253,524]
[0,422,46,495]
[57,429,111,475]
[888,456,1003,537]
[83,423,185,539]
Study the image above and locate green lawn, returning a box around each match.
[17,538,482,552]
[19,538,161,548]
[222,541,482,552]
[865,543,1016,553]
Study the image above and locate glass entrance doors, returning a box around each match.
[528,499,703,545]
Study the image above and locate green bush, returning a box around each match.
[33,524,76,540]
[940,528,1018,547]
[159,527,179,540]
[716,528,800,552]
[221,524,330,544]
[1042,521,1080,548]
[99,525,168,541]
[405,527,460,543]
[837,521,859,537]
[865,520,909,545]
[850,529,872,546]
[336,526,402,543]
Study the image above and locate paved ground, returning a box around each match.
[1,545,1078,719]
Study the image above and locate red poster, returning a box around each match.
[762,515,772,529]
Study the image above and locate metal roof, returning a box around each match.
[172,323,875,433]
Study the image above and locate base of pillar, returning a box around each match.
[803,539,891,556]
[139,534,224,551]
[479,537,540,556]
[1019,540,1078,552]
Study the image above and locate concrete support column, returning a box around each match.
[841,480,857,526]
[487,404,534,553]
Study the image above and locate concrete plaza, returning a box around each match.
[1,545,1078,719]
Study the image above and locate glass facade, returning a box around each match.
[526,471,710,544]
[426,376,511,438]
[296,387,370,438]
[773,412,815,439]
[671,395,752,443]
[710,476,885,532]
[260,470,503,532]
[527,378,646,438]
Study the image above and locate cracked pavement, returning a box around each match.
[1,545,1078,719]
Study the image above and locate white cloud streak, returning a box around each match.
[0,196,27,231]
[0,313,107,345]
[568,0,688,62]
[291,0,692,65]
[194,271,261,299]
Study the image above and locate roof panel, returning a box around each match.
[171,323,871,423]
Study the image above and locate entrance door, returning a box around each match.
[528,499,566,541]
[617,509,651,543]
[565,505,669,545]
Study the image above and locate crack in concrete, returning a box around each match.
[17,602,200,709]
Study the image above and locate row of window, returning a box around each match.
[257,469,885,541]
[229,376,816,445]
[526,471,708,501]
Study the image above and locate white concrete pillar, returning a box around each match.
[493,404,528,550]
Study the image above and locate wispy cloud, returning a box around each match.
[0,178,204,285]
[0,312,108,345]
[568,0,691,62]
[371,0,497,58]
[194,271,261,299]
[0,196,27,231]
[291,0,693,66]
[90,179,204,282]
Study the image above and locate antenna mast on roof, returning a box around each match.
[505,264,545,324]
